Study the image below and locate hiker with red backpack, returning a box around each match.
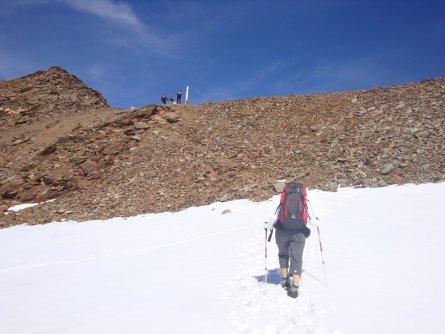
[265,181,311,298]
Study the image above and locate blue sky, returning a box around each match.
[1,0,444,108]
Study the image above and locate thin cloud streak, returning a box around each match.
[61,0,144,29]
[14,0,143,28]
[13,0,175,56]
[60,0,175,56]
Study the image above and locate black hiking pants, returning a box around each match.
[276,228,306,276]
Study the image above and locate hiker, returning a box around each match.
[169,96,174,104]
[176,90,182,104]
[265,181,311,298]
[161,94,167,104]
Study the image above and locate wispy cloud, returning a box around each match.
[61,0,144,29]
[63,0,175,55]
[13,0,174,56]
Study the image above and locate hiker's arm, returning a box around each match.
[264,211,278,229]
[306,216,314,226]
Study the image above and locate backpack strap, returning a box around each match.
[276,183,290,213]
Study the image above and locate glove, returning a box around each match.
[302,226,311,238]
[264,215,277,229]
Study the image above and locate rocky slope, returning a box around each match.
[1,67,444,227]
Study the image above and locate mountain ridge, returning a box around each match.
[1,66,444,227]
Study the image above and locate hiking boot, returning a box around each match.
[280,276,291,290]
[287,284,299,298]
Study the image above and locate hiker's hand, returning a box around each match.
[264,216,277,229]
[307,217,314,226]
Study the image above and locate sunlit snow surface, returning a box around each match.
[1,182,444,334]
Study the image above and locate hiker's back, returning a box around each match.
[277,182,308,230]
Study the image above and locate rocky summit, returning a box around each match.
[1,67,444,227]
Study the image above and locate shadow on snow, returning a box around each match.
[254,268,282,285]
[255,268,328,287]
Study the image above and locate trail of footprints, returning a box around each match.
[222,236,319,334]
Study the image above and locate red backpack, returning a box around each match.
[276,182,308,230]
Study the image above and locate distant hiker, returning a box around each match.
[264,181,311,298]
[176,90,182,104]
[161,94,167,104]
[169,96,174,104]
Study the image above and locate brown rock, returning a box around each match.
[380,164,396,175]
[134,121,149,129]
[0,178,24,199]
[273,182,286,193]
[103,143,124,155]
[11,137,30,146]
[18,184,47,202]
[0,204,8,214]
[40,144,57,155]
[77,179,94,190]
[38,188,60,201]
[80,160,100,179]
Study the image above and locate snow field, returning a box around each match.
[1,182,444,334]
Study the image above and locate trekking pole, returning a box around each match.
[315,217,328,285]
[264,228,268,285]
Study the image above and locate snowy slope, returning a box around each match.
[1,182,444,334]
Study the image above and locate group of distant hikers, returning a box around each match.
[265,181,313,298]
[161,90,182,105]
